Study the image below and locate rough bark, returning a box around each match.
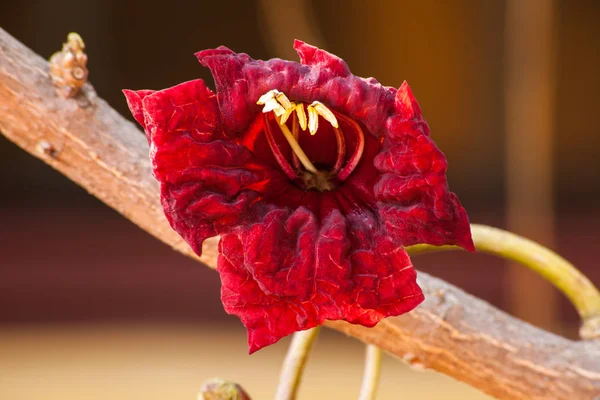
[1,28,599,400]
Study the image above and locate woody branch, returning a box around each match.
[1,28,599,400]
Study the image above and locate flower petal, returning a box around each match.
[195,42,396,136]
[124,79,282,255]
[239,207,318,300]
[218,208,423,353]
[394,80,423,121]
[140,79,221,144]
[344,213,424,326]
[123,89,154,133]
[373,82,474,251]
[218,230,309,353]
[293,40,350,78]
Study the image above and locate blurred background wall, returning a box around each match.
[0,1,599,399]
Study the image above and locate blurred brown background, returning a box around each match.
[0,1,599,399]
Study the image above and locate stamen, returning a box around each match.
[257,89,277,105]
[262,98,286,116]
[279,106,295,125]
[257,89,362,189]
[295,103,307,131]
[276,92,293,110]
[309,101,339,129]
[307,105,319,135]
[263,115,298,180]
[257,89,290,116]
[275,116,318,174]
[336,113,365,181]
[291,113,301,170]
[332,127,347,175]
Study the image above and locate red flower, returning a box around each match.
[124,41,473,353]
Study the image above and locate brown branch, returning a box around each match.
[1,28,599,400]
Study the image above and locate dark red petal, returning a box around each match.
[394,81,423,121]
[374,82,474,251]
[124,79,283,255]
[378,195,474,251]
[195,47,258,134]
[195,42,396,136]
[123,89,154,133]
[239,207,318,300]
[218,209,423,353]
[293,40,350,78]
[344,214,424,326]
[140,79,222,144]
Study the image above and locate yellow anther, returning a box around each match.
[276,92,293,110]
[262,98,286,116]
[295,103,307,131]
[309,101,339,129]
[307,105,319,135]
[258,89,296,118]
[259,90,337,136]
[257,90,275,105]
[279,105,295,125]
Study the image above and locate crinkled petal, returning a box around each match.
[218,208,423,353]
[240,207,318,300]
[373,82,474,251]
[123,89,154,135]
[141,79,221,144]
[195,42,396,136]
[293,39,350,78]
[123,79,283,255]
[218,230,311,353]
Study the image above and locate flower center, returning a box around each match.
[257,90,365,192]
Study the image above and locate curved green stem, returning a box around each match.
[405,224,600,339]
[275,327,320,400]
[357,345,383,400]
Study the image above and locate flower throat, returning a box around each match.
[258,90,365,192]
